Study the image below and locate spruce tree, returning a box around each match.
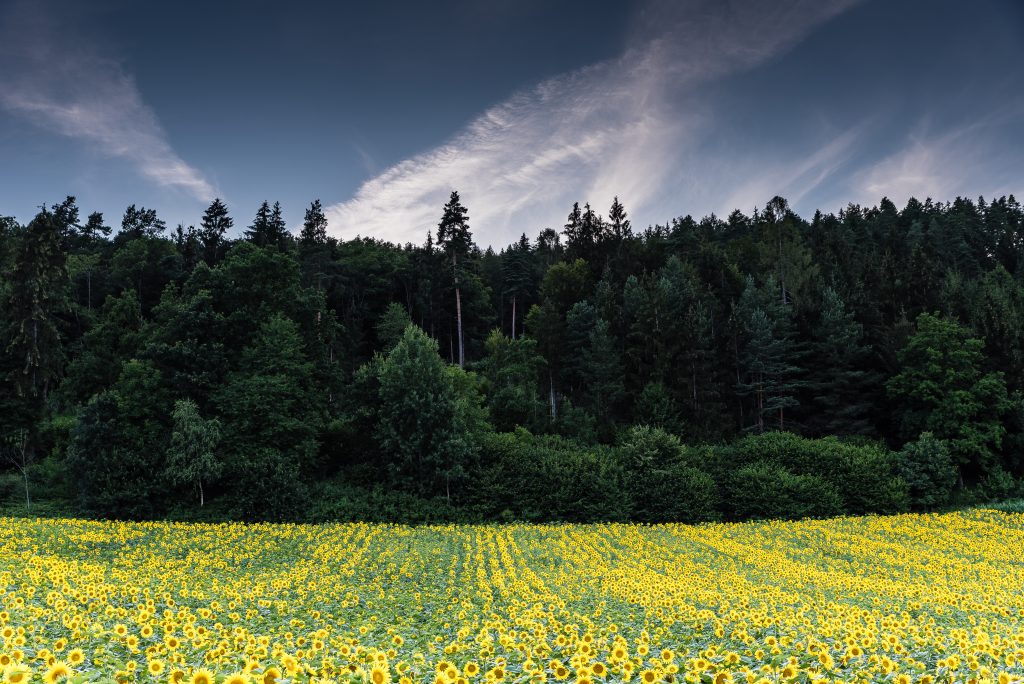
[245,201,273,246]
[733,277,803,432]
[300,199,330,290]
[806,288,877,435]
[199,198,233,264]
[436,191,472,368]
[502,234,534,339]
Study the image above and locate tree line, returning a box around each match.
[1,190,1023,521]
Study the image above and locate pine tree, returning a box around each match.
[245,201,273,246]
[269,201,288,248]
[608,196,631,241]
[733,277,803,432]
[81,211,111,239]
[502,234,534,339]
[300,199,328,245]
[436,191,472,368]
[300,199,330,290]
[585,317,624,433]
[120,204,166,239]
[6,206,70,404]
[806,288,877,435]
[199,198,233,264]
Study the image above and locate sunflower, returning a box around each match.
[464,662,480,678]
[262,667,281,684]
[169,669,186,684]
[66,650,85,667]
[591,663,607,678]
[150,660,166,676]
[371,665,391,684]
[224,673,250,684]
[43,662,73,684]
[640,670,658,684]
[190,669,216,684]
[4,666,31,684]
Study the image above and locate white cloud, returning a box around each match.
[716,123,868,216]
[0,2,216,202]
[325,0,862,246]
[854,110,1024,207]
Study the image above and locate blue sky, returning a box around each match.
[1,0,1022,247]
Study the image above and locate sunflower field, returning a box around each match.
[1,510,1023,684]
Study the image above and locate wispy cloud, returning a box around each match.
[326,0,861,246]
[0,2,215,202]
[716,123,869,216]
[854,106,1024,207]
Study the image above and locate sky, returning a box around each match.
[1,0,1022,248]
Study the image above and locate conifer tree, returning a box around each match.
[199,198,233,264]
[436,191,472,368]
[119,204,166,240]
[806,287,877,435]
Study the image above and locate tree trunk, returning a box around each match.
[511,295,517,340]
[456,286,464,368]
[22,467,30,510]
[452,253,464,368]
[549,372,559,421]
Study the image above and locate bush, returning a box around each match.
[717,432,908,515]
[977,467,1018,502]
[897,433,957,510]
[726,461,844,521]
[472,430,628,522]
[632,462,719,523]
[618,426,719,522]
[306,480,476,524]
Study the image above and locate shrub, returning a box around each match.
[718,432,908,515]
[897,432,957,510]
[618,426,719,522]
[726,461,844,521]
[472,429,628,522]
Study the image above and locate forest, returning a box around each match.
[2,191,1023,522]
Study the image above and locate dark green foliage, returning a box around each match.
[3,190,1024,522]
[897,433,957,510]
[805,288,878,436]
[477,330,546,432]
[198,198,233,265]
[371,325,480,500]
[716,432,908,515]
[887,313,1011,482]
[245,201,290,250]
[472,430,628,522]
[376,303,413,353]
[732,277,803,433]
[119,205,166,239]
[214,314,322,519]
[633,382,683,433]
[726,462,844,521]
[618,426,718,523]
[66,360,171,518]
